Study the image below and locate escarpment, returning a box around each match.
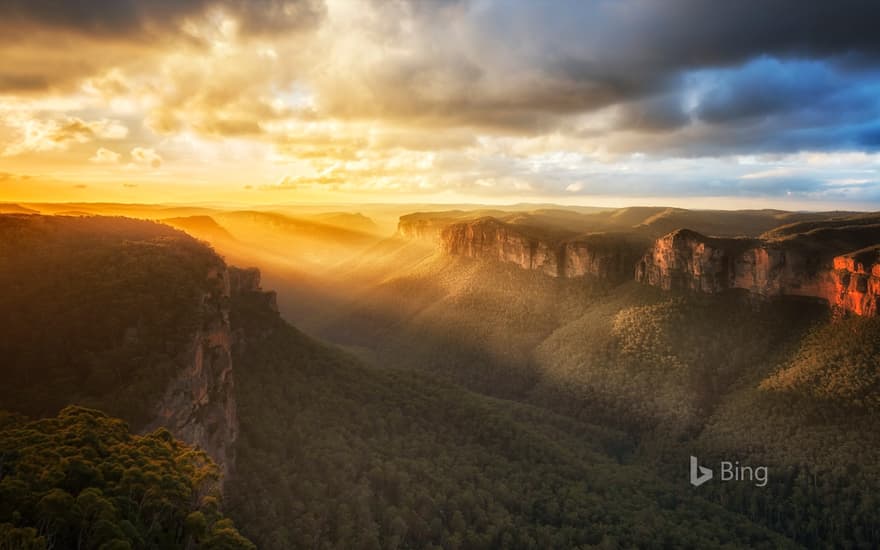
[635,229,761,293]
[397,213,460,241]
[397,212,880,317]
[831,246,880,317]
[442,217,560,275]
[562,233,652,281]
[439,217,649,282]
[145,264,277,480]
[635,226,880,316]
[0,215,279,481]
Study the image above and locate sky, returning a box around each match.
[2,0,880,209]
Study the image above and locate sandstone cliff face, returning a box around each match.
[636,228,880,316]
[635,229,757,293]
[418,212,880,317]
[145,265,275,480]
[562,234,650,282]
[397,218,450,241]
[442,218,560,276]
[229,266,278,312]
[440,218,648,282]
[830,246,880,316]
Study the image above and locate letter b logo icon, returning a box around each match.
[690,456,713,487]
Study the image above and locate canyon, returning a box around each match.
[400,214,880,317]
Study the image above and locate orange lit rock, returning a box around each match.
[636,229,880,317]
[829,246,880,317]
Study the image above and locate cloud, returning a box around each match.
[1,114,128,156]
[307,0,880,133]
[131,147,162,168]
[4,0,880,204]
[739,167,795,180]
[267,173,346,190]
[0,0,325,94]
[0,0,325,40]
[90,147,121,163]
[7,0,879,157]
[826,178,873,187]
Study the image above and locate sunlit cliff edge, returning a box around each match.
[397,211,880,317]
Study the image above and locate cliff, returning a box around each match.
[405,210,880,317]
[562,233,651,281]
[146,265,276,480]
[442,217,560,276]
[397,214,458,241]
[635,229,759,293]
[440,217,649,282]
[831,246,880,317]
[636,227,880,316]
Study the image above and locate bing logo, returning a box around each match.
[690,455,768,487]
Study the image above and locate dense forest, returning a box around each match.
[0,407,253,549]
[0,215,223,426]
[313,253,880,548]
[227,288,792,549]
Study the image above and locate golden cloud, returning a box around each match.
[90,147,122,164]
[131,147,162,168]
[1,114,128,156]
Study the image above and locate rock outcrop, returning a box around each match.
[397,215,454,241]
[229,266,278,312]
[442,218,560,276]
[145,265,275,480]
[635,229,759,293]
[562,233,651,281]
[830,246,880,317]
[145,266,238,479]
[440,217,649,282]
[636,227,880,316]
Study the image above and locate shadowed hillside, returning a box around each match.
[227,283,793,549]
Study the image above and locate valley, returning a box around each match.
[1,204,880,548]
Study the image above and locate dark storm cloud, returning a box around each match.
[692,58,843,125]
[616,93,691,132]
[315,0,880,152]
[467,0,880,95]
[5,0,880,157]
[0,0,325,39]
[594,0,880,71]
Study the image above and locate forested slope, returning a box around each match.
[227,287,794,549]
[0,215,223,425]
[314,251,880,548]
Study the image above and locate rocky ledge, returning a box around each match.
[635,227,880,316]
[440,217,649,282]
